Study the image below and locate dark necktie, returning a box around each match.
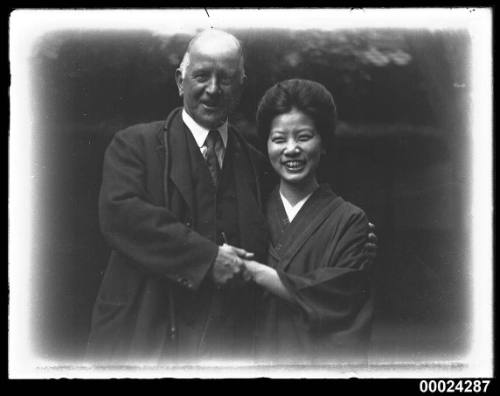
[205,130,222,187]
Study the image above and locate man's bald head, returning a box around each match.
[175,29,247,129]
[179,29,246,81]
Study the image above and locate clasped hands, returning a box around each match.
[211,244,257,287]
[211,222,378,287]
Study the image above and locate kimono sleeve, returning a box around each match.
[99,126,218,290]
[277,208,373,333]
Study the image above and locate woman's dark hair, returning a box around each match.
[256,79,337,152]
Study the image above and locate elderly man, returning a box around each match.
[86,29,270,363]
[87,29,376,363]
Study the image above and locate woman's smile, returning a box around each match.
[267,108,322,189]
[282,159,306,172]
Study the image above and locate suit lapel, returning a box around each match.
[160,108,195,214]
[231,130,269,261]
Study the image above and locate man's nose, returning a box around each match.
[206,76,221,95]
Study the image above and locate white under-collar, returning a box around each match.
[280,191,314,222]
[182,109,228,149]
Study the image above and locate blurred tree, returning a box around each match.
[33,28,442,130]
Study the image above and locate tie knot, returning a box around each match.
[206,130,221,148]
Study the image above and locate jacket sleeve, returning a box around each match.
[277,209,373,333]
[98,126,218,290]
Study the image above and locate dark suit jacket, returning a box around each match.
[87,107,269,362]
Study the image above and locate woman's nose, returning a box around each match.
[284,141,300,155]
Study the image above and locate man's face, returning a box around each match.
[176,43,244,129]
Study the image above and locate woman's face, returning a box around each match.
[267,108,322,189]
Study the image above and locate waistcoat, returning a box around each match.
[186,130,240,247]
[182,127,250,358]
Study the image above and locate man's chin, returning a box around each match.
[199,115,226,129]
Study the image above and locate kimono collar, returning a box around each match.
[280,189,316,222]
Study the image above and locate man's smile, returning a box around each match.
[201,102,220,110]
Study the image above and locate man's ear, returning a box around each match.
[240,73,247,87]
[175,69,184,97]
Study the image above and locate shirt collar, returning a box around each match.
[182,109,228,148]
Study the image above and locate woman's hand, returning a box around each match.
[364,222,378,262]
[242,260,294,302]
[241,259,259,281]
[212,244,255,286]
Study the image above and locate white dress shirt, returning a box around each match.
[182,109,228,168]
[280,190,314,223]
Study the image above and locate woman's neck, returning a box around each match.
[279,178,319,207]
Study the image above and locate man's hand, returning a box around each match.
[363,222,378,262]
[212,244,254,286]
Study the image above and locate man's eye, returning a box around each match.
[194,75,209,82]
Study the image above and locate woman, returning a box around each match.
[243,79,374,363]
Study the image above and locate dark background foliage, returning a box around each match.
[30,27,471,360]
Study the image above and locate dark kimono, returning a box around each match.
[254,184,374,363]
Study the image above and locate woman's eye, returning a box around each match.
[298,135,312,141]
[271,137,285,144]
